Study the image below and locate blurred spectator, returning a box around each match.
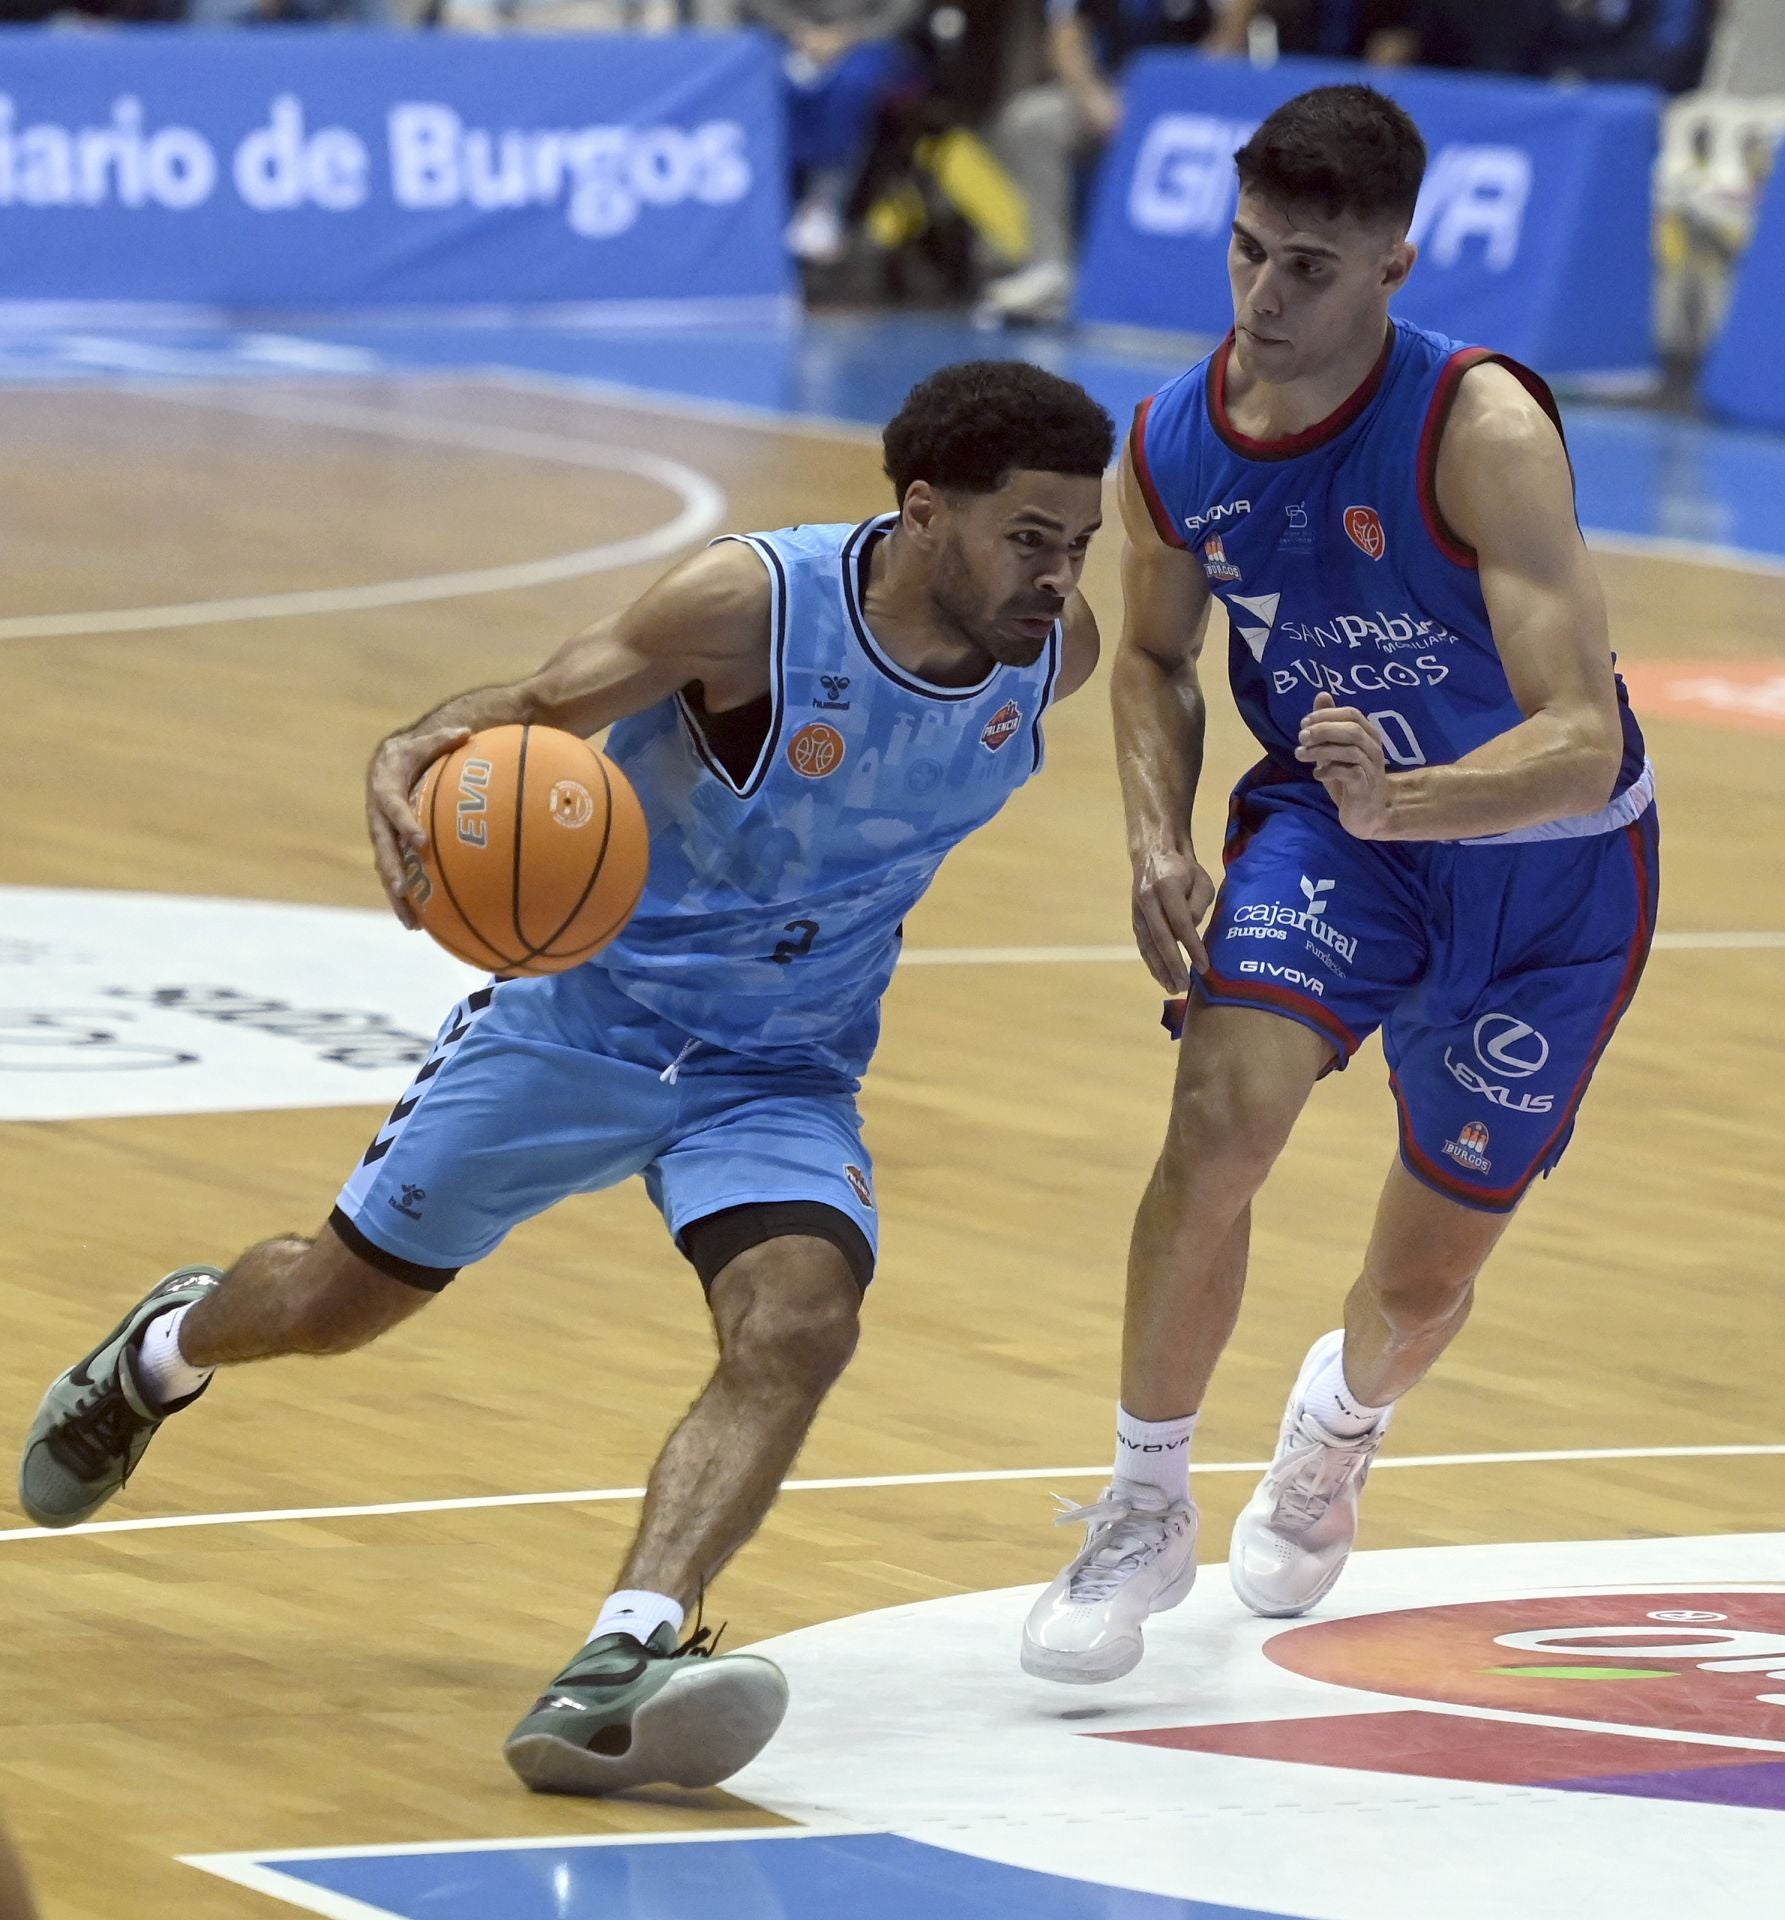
[1657,109,1775,363]
[1532,0,1716,93]
[977,0,1241,326]
[741,0,926,265]
[1226,0,1419,62]
[1380,0,1714,88]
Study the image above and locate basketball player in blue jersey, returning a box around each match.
[20,361,1115,1790]
[1024,85,1658,1682]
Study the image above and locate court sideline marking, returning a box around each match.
[0,383,726,642]
[480,366,1785,585]
[898,932,1785,964]
[3,1441,1780,1547]
[5,370,1785,647]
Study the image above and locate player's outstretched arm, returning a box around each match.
[1111,445,1218,991]
[1299,365,1625,842]
[364,541,771,923]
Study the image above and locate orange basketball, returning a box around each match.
[402,724,649,976]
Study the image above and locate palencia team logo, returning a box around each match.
[980,701,1022,753]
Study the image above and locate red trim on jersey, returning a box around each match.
[1129,396,1186,548]
[1394,817,1655,1210]
[1391,1070,1521,1212]
[1207,324,1394,463]
[1199,967,1362,1059]
[1416,349,1574,571]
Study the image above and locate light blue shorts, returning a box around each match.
[331,969,877,1284]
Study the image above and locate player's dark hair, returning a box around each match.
[882,360,1115,503]
[1234,84,1426,230]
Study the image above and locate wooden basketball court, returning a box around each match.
[4,371,1781,1918]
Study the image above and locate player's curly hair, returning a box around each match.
[1234,84,1426,230]
[882,360,1115,504]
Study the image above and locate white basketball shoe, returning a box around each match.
[1228,1330,1392,1619]
[1021,1483,1197,1684]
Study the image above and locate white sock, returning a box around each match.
[135,1304,213,1411]
[1302,1341,1390,1438]
[1112,1404,1197,1503]
[590,1589,684,1647]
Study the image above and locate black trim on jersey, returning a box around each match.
[327,1208,459,1293]
[840,514,1002,702]
[675,533,788,799]
[1030,619,1062,773]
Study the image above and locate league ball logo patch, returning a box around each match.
[787,721,847,779]
[548,779,594,829]
[1344,505,1387,560]
[980,701,1022,752]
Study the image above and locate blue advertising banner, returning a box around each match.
[1701,167,1785,431]
[0,30,792,311]
[1076,54,1658,378]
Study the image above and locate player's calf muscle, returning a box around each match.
[181,1230,429,1365]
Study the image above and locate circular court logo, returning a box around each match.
[1267,1591,1785,1741]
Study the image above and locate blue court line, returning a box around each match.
[214,1829,1311,1920]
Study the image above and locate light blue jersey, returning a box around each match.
[333,513,1065,1282]
[589,513,1062,1079]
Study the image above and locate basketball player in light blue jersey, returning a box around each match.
[1024,86,1659,1682]
[21,361,1115,1791]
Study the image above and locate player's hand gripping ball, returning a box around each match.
[402,724,649,974]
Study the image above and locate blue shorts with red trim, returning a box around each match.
[1192,765,1659,1212]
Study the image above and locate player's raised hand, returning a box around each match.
[365,723,471,927]
[1297,693,1392,839]
[1132,842,1215,991]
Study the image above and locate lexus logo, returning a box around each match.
[1473,1014,1549,1080]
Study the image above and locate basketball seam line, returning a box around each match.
[428,746,525,974]
[531,749,618,958]
[510,724,533,955]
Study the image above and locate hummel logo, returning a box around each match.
[815,673,851,711]
[1299,875,1335,917]
[388,1183,427,1221]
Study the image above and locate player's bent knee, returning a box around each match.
[710,1241,863,1393]
[1162,1064,1300,1188]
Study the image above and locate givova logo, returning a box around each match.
[1128,111,1532,271]
[0,91,753,238]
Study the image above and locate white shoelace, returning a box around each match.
[1268,1421,1379,1532]
[1052,1492,1184,1603]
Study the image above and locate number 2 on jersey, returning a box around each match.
[773,919,819,965]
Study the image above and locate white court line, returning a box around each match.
[477,369,1785,582]
[6,1443,1781,1548]
[183,1826,865,1920]
[0,385,726,641]
[898,932,1785,965]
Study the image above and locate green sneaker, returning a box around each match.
[18,1266,222,1529]
[503,1623,789,1796]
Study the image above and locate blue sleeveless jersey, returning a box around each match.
[588,514,1061,1079]
[1132,319,1649,839]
